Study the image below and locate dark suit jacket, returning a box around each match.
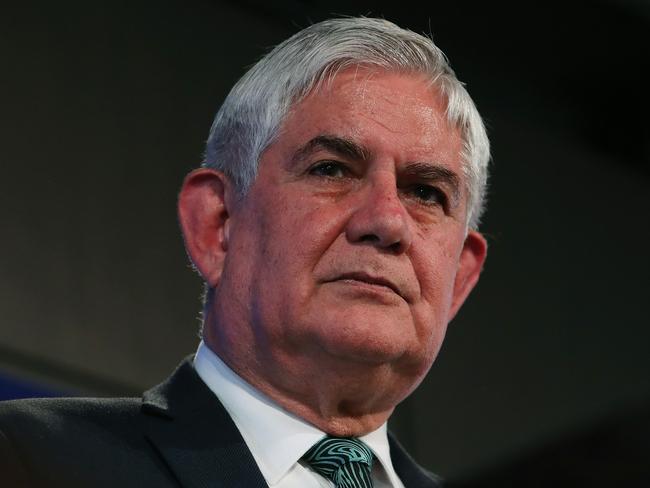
[0,357,441,487]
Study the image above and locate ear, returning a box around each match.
[447,230,488,322]
[178,168,232,287]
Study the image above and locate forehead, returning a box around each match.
[277,68,462,168]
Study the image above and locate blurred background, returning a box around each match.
[1,0,649,483]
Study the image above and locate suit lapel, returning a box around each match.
[141,357,268,488]
[389,432,443,488]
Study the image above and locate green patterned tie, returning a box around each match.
[302,436,375,488]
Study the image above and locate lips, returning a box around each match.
[330,271,407,302]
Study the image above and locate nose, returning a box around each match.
[345,176,413,254]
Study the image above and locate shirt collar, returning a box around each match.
[193,340,402,487]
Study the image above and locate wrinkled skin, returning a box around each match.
[178,68,487,435]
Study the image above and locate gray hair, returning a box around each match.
[204,17,490,229]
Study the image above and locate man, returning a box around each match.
[0,17,489,487]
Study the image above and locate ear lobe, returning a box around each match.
[178,168,231,287]
[447,230,488,322]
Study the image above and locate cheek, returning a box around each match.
[273,195,347,257]
[411,238,463,325]
[248,194,343,299]
[417,254,456,301]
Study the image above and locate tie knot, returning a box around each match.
[303,436,374,487]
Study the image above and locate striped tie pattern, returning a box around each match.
[302,436,375,488]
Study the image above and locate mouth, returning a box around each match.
[331,272,406,302]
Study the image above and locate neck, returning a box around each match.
[202,328,402,436]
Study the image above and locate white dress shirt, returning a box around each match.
[194,341,405,488]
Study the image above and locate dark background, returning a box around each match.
[1,0,649,481]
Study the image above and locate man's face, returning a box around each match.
[211,68,485,408]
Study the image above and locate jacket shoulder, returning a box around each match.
[0,396,163,487]
[0,395,141,439]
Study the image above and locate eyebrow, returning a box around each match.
[290,135,463,207]
[291,135,372,167]
[401,162,462,207]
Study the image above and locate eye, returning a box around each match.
[409,184,447,207]
[308,161,349,178]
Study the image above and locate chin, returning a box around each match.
[289,303,443,373]
[316,313,412,356]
